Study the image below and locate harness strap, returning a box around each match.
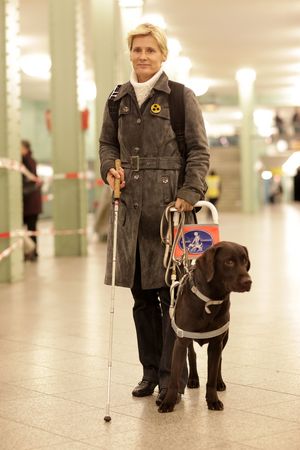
[190,281,225,315]
[171,317,230,340]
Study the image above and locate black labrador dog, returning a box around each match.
[159,241,252,413]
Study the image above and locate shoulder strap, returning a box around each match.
[108,84,122,129]
[168,80,186,158]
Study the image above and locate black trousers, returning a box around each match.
[23,214,38,254]
[131,249,187,393]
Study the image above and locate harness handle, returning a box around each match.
[169,200,219,224]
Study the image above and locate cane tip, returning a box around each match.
[104,415,111,422]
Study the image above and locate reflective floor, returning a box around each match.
[1,203,300,449]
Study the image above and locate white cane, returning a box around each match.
[104,159,121,423]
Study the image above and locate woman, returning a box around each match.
[99,23,209,404]
[21,140,42,261]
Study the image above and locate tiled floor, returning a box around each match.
[1,203,300,449]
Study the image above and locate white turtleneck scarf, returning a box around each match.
[130,67,164,107]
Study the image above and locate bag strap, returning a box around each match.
[107,81,186,157]
[168,80,186,158]
[108,84,122,129]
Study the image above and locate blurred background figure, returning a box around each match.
[268,174,283,204]
[293,167,300,201]
[21,139,42,261]
[291,108,300,135]
[206,169,222,207]
[274,111,285,135]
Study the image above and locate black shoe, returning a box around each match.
[132,380,157,397]
[24,252,37,262]
[156,388,182,406]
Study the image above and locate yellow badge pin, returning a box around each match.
[151,103,161,114]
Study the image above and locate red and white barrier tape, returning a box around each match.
[0,239,23,262]
[42,194,54,203]
[0,228,87,240]
[0,157,39,182]
[0,157,105,184]
[52,171,88,180]
[0,228,87,262]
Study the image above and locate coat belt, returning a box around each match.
[121,156,182,171]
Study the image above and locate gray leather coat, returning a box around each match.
[99,72,209,289]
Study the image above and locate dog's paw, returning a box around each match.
[207,399,224,411]
[187,377,200,389]
[158,401,175,413]
[216,380,226,391]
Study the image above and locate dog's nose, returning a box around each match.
[241,277,252,291]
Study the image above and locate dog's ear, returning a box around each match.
[196,245,218,283]
[242,246,251,271]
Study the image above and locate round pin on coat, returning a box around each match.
[151,103,161,114]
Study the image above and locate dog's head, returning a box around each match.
[194,241,252,294]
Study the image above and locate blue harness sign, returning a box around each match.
[174,224,219,259]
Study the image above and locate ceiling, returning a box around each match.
[19,0,300,108]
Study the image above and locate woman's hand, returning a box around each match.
[175,198,193,212]
[106,167,125,190]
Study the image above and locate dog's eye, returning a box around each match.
[225,259,235,267]
[242,256,248,265]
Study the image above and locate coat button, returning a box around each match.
[122,106,129,113]
[136,118,141,124]
[162,176,169,184]
[133,174,139,180]
[133,202,139,209]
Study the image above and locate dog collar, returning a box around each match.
[189,275,226,314]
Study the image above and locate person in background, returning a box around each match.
[206,169,221,207]
[291,108,300,135]
[268,174,283,204]
[99,23,209,406]
[21,140,42,261]
[274,111,285,135]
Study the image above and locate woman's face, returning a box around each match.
[130,34,165,82]
[21,144,28,156]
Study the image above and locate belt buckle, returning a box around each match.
[131,156,139,171]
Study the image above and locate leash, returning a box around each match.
[160,202,190,287]
[160,202,191,321]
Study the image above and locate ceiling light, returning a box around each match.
[187,77,210,96]
[20,53,51,79]
[80,80,97,102]
[254,108,273,137]
[276,139,288,153]
[119,0,143,7]
[261,171,272,180]
[18,35,35,48]
[167,38,182,57]
[235,68,256,84]
[164,56,192,83]
[140,14,166,29]
[293,78,300,104]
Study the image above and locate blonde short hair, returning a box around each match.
[127,23,168,59]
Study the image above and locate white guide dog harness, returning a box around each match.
[171,274,230,340]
